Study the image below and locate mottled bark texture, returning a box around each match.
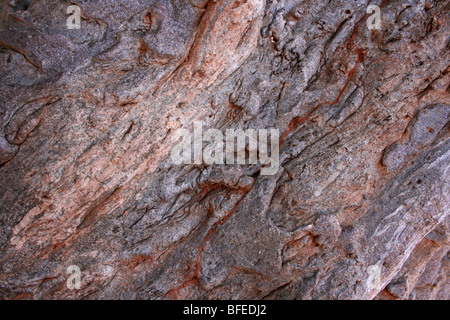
[0,0,449,300]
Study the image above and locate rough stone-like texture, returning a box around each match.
[0,0,449,300]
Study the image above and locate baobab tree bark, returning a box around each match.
[0,0,448,299]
